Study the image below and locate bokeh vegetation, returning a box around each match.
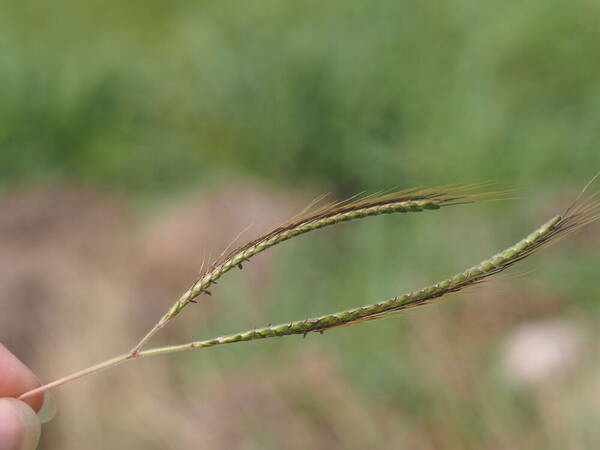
[1,1,600,449]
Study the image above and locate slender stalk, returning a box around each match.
[22,199,597,401]
[129,187,484,354]
[19,354,134,400]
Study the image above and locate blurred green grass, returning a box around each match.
[2,1,600,449]
[2,0,600,194]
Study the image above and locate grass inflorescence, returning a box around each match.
[129,185,497,353]
[139,198,600,351]
[19,182,599,401]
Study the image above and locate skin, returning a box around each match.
[0,344,44,450]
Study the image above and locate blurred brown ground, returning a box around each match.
[1,183,599,450]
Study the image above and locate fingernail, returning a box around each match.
[0,398,41,450]
[36,391,57,424]
[30,375,56,424]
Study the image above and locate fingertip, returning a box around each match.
[0,344,44,412]
[0,398,41,450]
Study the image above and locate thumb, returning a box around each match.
[0,398,41,450]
